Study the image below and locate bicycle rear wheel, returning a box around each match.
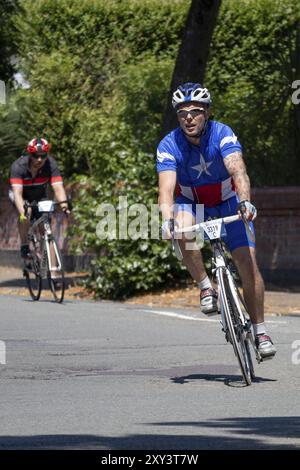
[46,237,65,303]
[24,252,42,301]
[219,268,253,385]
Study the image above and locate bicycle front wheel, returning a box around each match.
[219,268,253,385]
[24,252,42,301]
[46,237,65,303]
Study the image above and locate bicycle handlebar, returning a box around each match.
[175,214,240,234]
[24,200,69,216]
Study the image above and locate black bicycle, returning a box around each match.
[23,200,67,303]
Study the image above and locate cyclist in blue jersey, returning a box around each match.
[156,82,276,359]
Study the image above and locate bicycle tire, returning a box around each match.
[24,251,42,301]
[236,287,256,377]
[219,267,253,385]
[46,237,65,303]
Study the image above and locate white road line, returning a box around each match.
[139,309,219,322]
[137,308,287,324]
[265,319,288,324]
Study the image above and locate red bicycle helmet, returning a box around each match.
[27,137,50,155]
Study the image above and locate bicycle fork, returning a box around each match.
[211,246,229,341]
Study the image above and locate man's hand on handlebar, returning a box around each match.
[22,201,32,221]
[237,200,257,222]
[161,218,175,239]
[19,212,28,223]
[58,201,71,215]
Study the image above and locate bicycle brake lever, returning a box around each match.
[171,221,183,261]
[171,236,183,261]
[23,201,29,217]
[242,215,255,243]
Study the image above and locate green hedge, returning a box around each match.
[13,0,189,176]
[206,0,300,185]
[11,0,191,298]
[3,0,299,298]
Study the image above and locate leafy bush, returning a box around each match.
[11,0,191,298]
[4,0,300,299]
[69,56,191,298]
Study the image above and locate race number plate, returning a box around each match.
[202,220,226,240]
[38,200,54,213]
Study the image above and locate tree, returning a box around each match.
[162,0,222,134]
[0,1,24,176]
[0,0,20,82]
[293,25,300,171]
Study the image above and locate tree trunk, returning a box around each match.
[295,24,300,179]
[162,0,222,136]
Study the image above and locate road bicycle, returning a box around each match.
[23,200,67,303]
[175,215,263,386]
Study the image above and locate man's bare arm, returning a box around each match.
[51,182,69,212]
[158,171,177,220]
[224,151,250,202]
[12,185,25,216]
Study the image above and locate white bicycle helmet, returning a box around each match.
[172,82,212,108]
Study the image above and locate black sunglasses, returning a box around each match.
[177,107,206,119]
[31,153,48,160]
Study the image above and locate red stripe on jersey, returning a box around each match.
[193,183,223,207]
[50,176,63,183]
[191,187,199,203]
[10,178,23,185]
[176,182,227,207]
[23,177,49,185]
[175,183,181,197]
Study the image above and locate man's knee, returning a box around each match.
[232,247,260,277]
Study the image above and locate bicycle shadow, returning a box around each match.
[0,273,87,290]
[171,373,277,387]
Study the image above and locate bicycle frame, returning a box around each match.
[29,213,62,278]
[24,199,66,303]
[211,240,245,331]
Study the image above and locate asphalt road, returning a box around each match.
[0,294,300,450]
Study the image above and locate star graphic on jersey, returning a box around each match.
[192,153,213,178]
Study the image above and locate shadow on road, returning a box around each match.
[0,416,299,449]
[0,274,86,290]
[171,373,276,387]
[145,416,300,447]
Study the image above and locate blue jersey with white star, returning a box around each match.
[156,120,242,207]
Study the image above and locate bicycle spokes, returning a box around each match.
[23,253,42,301]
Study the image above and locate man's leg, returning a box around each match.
[175,209,206,281]
[18,218,31,259]
[175,209,217,314]
[231,246,276,358]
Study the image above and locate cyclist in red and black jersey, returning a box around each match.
[9,137,70,260]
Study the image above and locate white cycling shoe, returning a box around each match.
[200,288,218,316]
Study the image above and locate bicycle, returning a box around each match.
[175,215,262,386]
[23,200,67,303]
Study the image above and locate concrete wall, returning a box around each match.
[251,187,300,285]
